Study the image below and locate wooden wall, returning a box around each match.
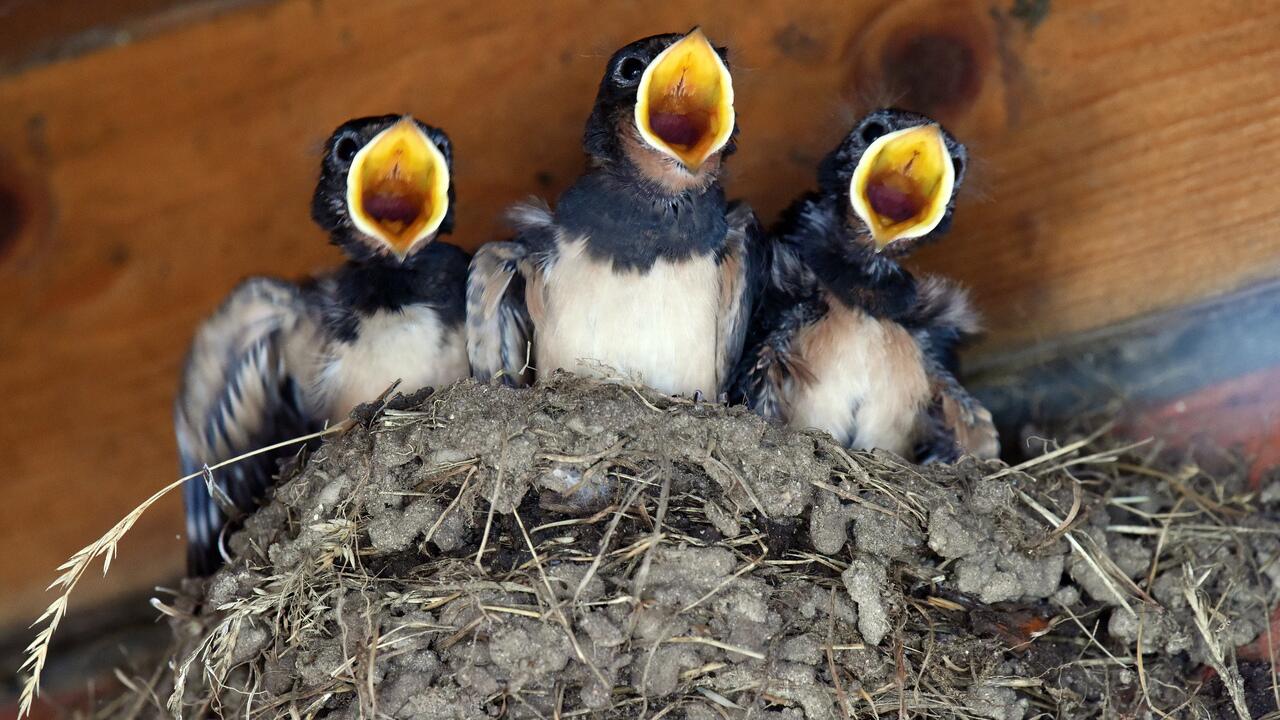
[1,0,1278,632]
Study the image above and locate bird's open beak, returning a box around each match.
[634,28,735,170]
[849,125,956,250]
[346,117,450,258]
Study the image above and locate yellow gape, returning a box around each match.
[849,124,956,250]
[347,117,450,258]
[634,29,735,170]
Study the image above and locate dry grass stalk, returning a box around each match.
[17,424,346,719]
[1017,488,1137,616]
[32,378,1280,719]
[1184,563,1252,719]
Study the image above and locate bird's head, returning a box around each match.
[312,115,454,263]
[584,28,737,194]
[818,109,966,257]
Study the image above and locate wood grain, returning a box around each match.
[0,0,1278,630]
[0,0,259,73]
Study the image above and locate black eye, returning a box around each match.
[859,121,888,145]
[333,135,360,164]
[616,55,647,84]
[951,155,964,177]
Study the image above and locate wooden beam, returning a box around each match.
[0,0,261,74]
[0,0,1278,631]
[973,279,1280,466]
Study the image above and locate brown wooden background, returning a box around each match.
[1,0,1278,633]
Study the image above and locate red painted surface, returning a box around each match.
[1120,367,1280,666]
[1121,367,1280,489]
[1239,605,1280,663]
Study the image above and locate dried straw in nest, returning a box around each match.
[46,375,1280,718]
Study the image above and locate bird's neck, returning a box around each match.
[798,195,917,320]
[333,241,468,317]
[555,167,729,272]
[611,132,723,195]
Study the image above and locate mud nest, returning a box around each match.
[128,375,1280,719]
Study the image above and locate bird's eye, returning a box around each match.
[859,121,888,145]
[951,155,965,177]
[616,56,647,84]
[333,135,361,164]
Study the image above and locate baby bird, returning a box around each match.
[466,29,764,398]
[176,115,470,575]
[733,109,998,463]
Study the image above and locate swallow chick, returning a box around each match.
[176,115,470,575]
[467,29,765,398]
[733,109,998,463]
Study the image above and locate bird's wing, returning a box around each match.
[466,240,537,386]
[728,236,825,418]
[467,200,558,386]
[902,275,982,375]
[715,202,768,395]
[916,358,1000,463]
[903,276,999,463]
[175,277,324,575]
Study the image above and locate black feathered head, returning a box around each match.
[311,115,455,262]
[818,108,967,255]
[584,29,737,185]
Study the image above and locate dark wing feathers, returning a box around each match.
[175,278,322,575]
[729,192,833,414]
[728,233,826,417]
[901,275,982,374]
[914,352,1000,463]
[466,242,536,386]
[466,200,556,387]
[715,202,767,394]
[902,276,999,462]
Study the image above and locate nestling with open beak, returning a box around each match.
[467,29,765,398]
[731,109,999,463]
[176,115,470,575]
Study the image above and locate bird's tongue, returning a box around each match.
[649,111,705,148]
[364,192,422,227]
[865,178,923,224]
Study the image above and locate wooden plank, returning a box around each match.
[0,0,258,74]
[0,0,1278,632]
[972,279,1280,463]
[0,587,168,717]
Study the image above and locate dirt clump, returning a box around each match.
[128,375,1279,719]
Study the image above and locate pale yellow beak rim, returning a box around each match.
[849,124,956,250]
[633,29,735,170]
[346,117,450,259]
